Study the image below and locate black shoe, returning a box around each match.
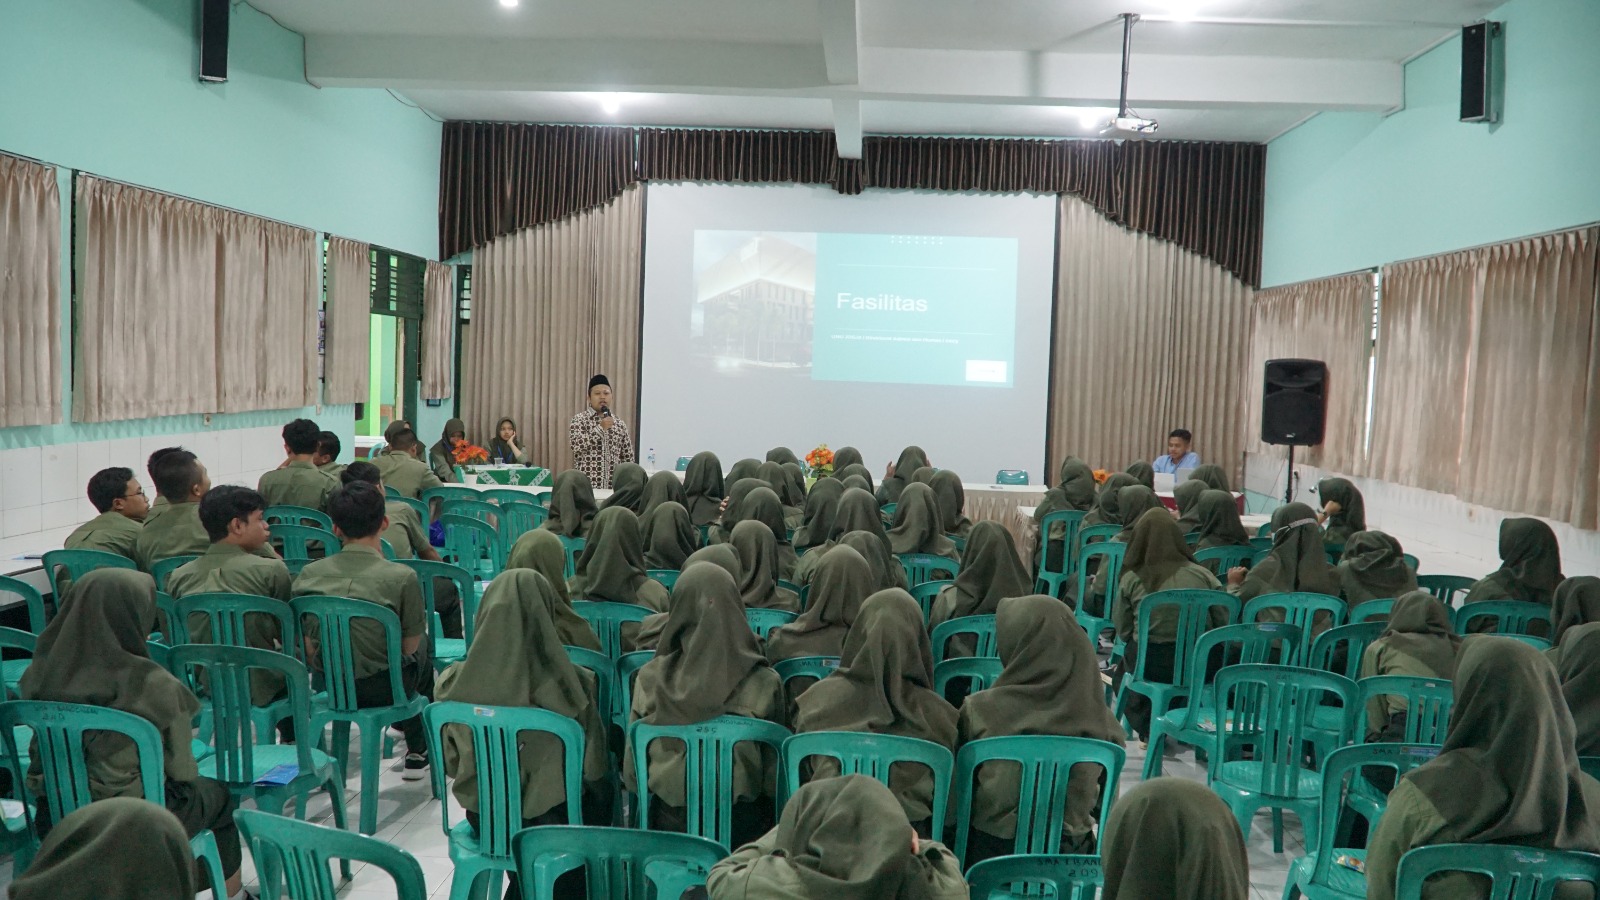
[402,752,429,781]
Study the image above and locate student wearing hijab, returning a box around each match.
[1172,479,1208,535]
[542,469,599,538]
[1554,576,1600,646]
[792,478,844,554]
[430,418,467,483]
[8,797,198,900]
[1113,509,1227,739]
[1229,503,1341,619]
[832,446,865,472]
[504,529,602,651]
[793,589,959,832]
[706,774,968,900]
[1365,637,1600,900]
[909,467,936,486]
[1315,477,1365,547]
[840,531,911,591]
[625,564,783,847]
[712,479,767,545]
[18,570,246,898]
[731,519,802,612]
[1192,490,1252,552]
[1123,461,1155,490]
[600,462,648,515]
[683,451,727,528]
[1334,530,1417,605]
[1464,518,1565,619]
[887,483,960,563]
[1031,457,1098,574]
[765,544,873,663]
[928,470,972,539]
[488,417,529,465]
[836,463,875,493]
[631,548,743,652]
[1081,473,1138,529]
[1111,485,1166,543]
[1358,591,1462,742]
[878,446,931,507]
[840,473,872,493]
[930,522,1031,642]
[791,487,894,586]
[728,458,763,486]
[1187,464,1232,492]
[567,507,669,611]
[643,501,697,572]
[640,469,687,520]
[1555,623,1600,757]
[720,487,799,581]
[757,461,804,529]
[766,447,802,467]
[959,595,1125,862]
[1100,778,1250,900]
[780,463,809,518]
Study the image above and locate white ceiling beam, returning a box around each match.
[818,0,860,85]
[832,99,862,158]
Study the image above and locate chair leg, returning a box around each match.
[1272,807,1284,853]
[330,720,352,786]
[1142,726,1167,780]
[359,721,384,835]
[326,775,353,879]
[191,831,227,900]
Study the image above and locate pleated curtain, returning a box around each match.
[323,236,372,405]
[421,260,455,401]
[461,184,643,473]
[215,216,319,413]
[0,155,62,427]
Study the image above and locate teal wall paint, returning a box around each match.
[1261,0,1600,287]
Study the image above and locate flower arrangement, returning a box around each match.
[805,444,835,477]
[1092,468,1110,484]
[452,438,490,466]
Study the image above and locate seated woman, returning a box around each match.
[840,531,910,591]
[1228,503,1342,630]
[887,483,961,564]
[1365,637,1600,900]
[1172,478,1208,535]
[792,478,843,556]
[567,506,669,611]
[765,544,874,664]
[1336,530,1417,606]
[625,564,783,848]
[488,417,529,465]
[640,469,687,519]
[1031,456,1097,575]
[1554,576,1600,646]
[835,463,875,493]
[960,595,1124,863]
[633,546,742,652]
[1186,463,1232,492]
[429,418,467,483]
[542,469,599,539]
[707,775,968,900]
[791,487,891,585]
[643,501,697,572]
[765,446,802,467]
[1081,473,1138,530]
[1315,477,1366,548]
[756,461,802,529]
[1124,461,1155,490]
[1554,622,1600,757]
[18,570,246,899]
[9,797,197,900]
[1358,591,1461,742]
[793,589,958,833]
[929,521,1031,649]
[1111,485,1166,542]
[727,458,763,486]
[1463,518,1565,633]
[505,529,601,651]
[1100,778,1250,900]
[682,451,726,529]
[929,470,972,540]
[599,462,648,515]
[1193,489,1251,553]
[1113,508,1227,740]
[731,519,802,612]
[877,446,931,507]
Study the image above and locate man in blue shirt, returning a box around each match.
[1152,428,1200,474]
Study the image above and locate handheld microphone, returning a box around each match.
[600,405,611,418]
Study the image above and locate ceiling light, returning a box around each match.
[1073,107,1116,129]
[595,93,622,115]
[498,0,518,8]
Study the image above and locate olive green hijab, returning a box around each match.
[643,501,697,572]
[715,478,765,543]
[1124,508,1197,590]
[1476,517,1565,608]
[636,564,769,725]
[887,483,958,559]
[505,529,601,651]
[908,467,936,486]
[1187,464,1232,492]
[1101,778,1250,900]
[794,478,844,551]
[543,469,598,538]
[1335,530,1417,605]
[1554,576,1600,645]
[1316,477,1365,546]
[728,458,763,485]
[829,488,892,556]
[1083,473,1138,528]
[1173,479,1208,534]
[683,451,726,527]
[1124,461,1155,490]
[1555,622,1600,756]
[641,469,688,519]
[766,545,874,662]
[1193,490,1251,550]
[878,446,930,506]
[839,531,911,591]
[8,797,197,900]
[732,486,798,578]
[766,447,802,467]
[1037,457,1097,516]
[781,462,809,508]
[600,462,648,514]
[937,521,1030,622]
[1237,503,1340,602]
[832,446,864,472]
[1405,636,1600,850]
[432,417,467,467]
[569,507,655,605]
[731,519,800,611]
[1113,485,1167,541]
[758,461,793,508]
[928,470,971,537]
[836,463,875,493]
[1374,590,1462,679]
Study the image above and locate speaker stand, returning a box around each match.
[1284,445,1296,505]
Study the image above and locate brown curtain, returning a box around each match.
[323,236,371,405]
[216,217,319,413]
[460,184,643,472]
[422,260,454,401]
[0,155,62,427]
[1048,194,1254,482]
[1245,272,1373,474]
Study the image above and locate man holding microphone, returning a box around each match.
[568,374,633,489]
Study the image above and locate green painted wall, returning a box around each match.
[1261,0,1600,287]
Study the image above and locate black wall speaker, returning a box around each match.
[1460,20,1502,123]
[200,0,230,83]
[1261,359,1327,446]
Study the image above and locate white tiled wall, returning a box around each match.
[1244,452,1600,580]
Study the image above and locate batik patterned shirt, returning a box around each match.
[568,407,634,489]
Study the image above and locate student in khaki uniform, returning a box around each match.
[257,418,338,511]
[293,482,434,778]
[314,430,346,480]
[58,467,149,596]
[140,446,188,527]
[135,450,277,571]
[342,462,463,639]
[372,428,444,500]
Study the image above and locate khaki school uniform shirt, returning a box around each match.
[318,461,347,480]
[59,512,143,594]
[383,502,431,560]
[168,543,294,704]
[133,502,277,572]
[373,451,444,500]
[292,544,426,678]
[258,460,338,511]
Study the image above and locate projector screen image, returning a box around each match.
[641,183,1056,481]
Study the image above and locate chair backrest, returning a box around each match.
[899,553,960,587]
[1130,590,1240,689]
[513,825,726,900]
[396,559,480,647]
[909,580,952,624]
[290,595,408,715]
[646,569,680,591]
[441,497,501,527]
[264,506,334,531]
[954,735,1126,865]
[930,614,998,663]
[0,575,49,634]
[628,714,791,850]
[615,651,655,730]
[148,555,199,593]
[379,539,397,561]
[1210,664,1358,798]
[572,601,653,660]
[780,732,955,835]
[391,495,430,527]
[1454,600,1552,636]
[439,513,504,581]
[495,500,548,548]
[1193,544,1255,576]
[1356,675,1454,744]
[1395,843,1600,900]
[235,808,428,900]
[1075,523,1122,563]
[745,608,797,640]
[423,702,585,861]
[1073,543,1127,621]
[154,590,181,644]
[167,644,322,785]
[1184,532,1201,546]
[41,548,134,592]
[1248,535,1274,553]
[965,854,1104,900]
[1243,592,1347,664]
[1181,623,1302,717]
[995,470,1029,485]
[1309,621,1388,681]
[933,657,1003,699]
[564,646,617,727]
[1506,634,1553,650]
[1415,574,1475,607]
[1402,553,1419,573]
[1308,744,1443,889]
[173,592,299,657]
[0,627,36,669]
[772,656,839,693]
[271,523,343,562]
[1349,598,1395,623]
[421,485,483,509]
[384,484,402,500]
[1035,509,1087,580]
[558,535,586,578]
[0,700,163,826]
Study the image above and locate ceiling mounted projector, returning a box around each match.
[1114,114,1158,134]
[1109,13,1159,135]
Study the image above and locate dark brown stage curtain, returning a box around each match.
[439,123,1266,287]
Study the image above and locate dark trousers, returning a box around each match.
[352,641,434,753]
[1116,640,1178,741]
[34,777,242,886]
[433,577,464,640]
[649,796,774,851]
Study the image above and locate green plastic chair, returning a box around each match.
[384,485,403,500]
[439,514,503,581]
[172,592,302,736]
[880,503,898,525]
[1249,535,1275,553]
[573,601,652,660]
[934,657,1003,699]
[559,536,587,578]
[1394,843,1600,900]
[396,558,479,670]
[909,580,952,624]
[1143,623,1303,780]
[291,595,425,835]
[480,487,540,506]
[147,555,198,593]
[899,553,960,587]
[646,569,680,591]
[441,497,502,528]
[491,497,550,546]
[1285,743,1443,900]
[1073,543,1126,644]
[1402,553,1419,574]
[1074,523,1122,570]
[1454,600,1551,636]
[1185,532,1202,546]
[0,575,49,634]
[780,732,954,833]
[1324,545,1346,567]
[995,470,1029,485]
[966,853,1103,900]
[1356,675,1454,744]
[1508,634,1554,650]
[379,539,398,561]
[1243,593,1347,665]
[0,700,228,891]
[264,506,334,531]
[391,495,430,527]
[954,735,1125,866]
[1415,574,1475,607]
[947,533,967,553]
[1207,663,1358,853]
[772,656,838,696]
[565,646,618,738]
[41,548,135,595]
[1257,522,1274,538]
[627,714,791,850]
[615,651,655,732]
[745,608,797,640]
[422,485,484,509]
[931,614,998,663]
[424,702,586,899]
[776,579,804,602]
[154,590,182,644]
[1348,599,1395,623]
[271,524,342,562]
[1034,510,1087,599]
[513,825,726,900]
[0,628,36,698]
[235,808,426,900]
[1195,544,1256,576]
[1309,621,1388,681]
[283,558,314,577]
[1112,589,1240,737]
[676,457,692,471]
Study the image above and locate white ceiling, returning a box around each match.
[249,0,1505,144]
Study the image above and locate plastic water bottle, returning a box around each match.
[647,448,656,471]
